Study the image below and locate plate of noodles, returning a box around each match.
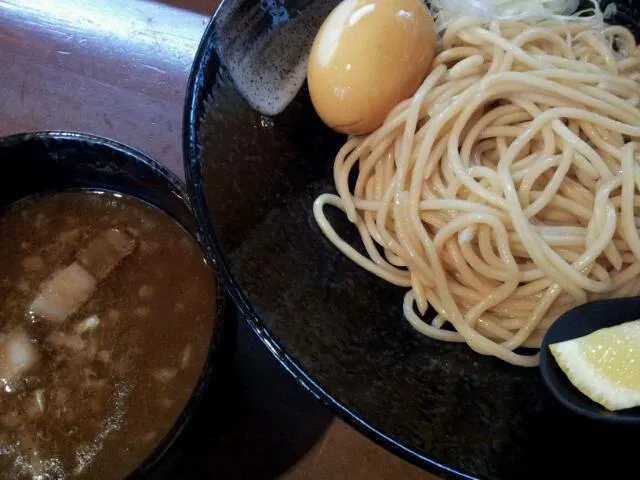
[184,0,640,478]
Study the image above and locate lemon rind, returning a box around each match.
[550,339,640,411]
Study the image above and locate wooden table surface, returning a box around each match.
[0,0,438,478]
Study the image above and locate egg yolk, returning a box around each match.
[307,0,437,135]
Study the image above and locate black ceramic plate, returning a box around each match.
[184,2,639,479]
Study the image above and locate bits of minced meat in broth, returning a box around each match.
[0,191,216,480]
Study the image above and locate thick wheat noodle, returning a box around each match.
[312,16,640,367]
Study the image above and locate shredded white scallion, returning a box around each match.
[75,315,100,334]
[34,389,45,412]
[429,0,614,32]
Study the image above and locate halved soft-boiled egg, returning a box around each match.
[307,0,437,135]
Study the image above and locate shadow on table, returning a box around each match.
[150,312,334,479]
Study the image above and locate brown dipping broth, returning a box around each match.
[0,190,216,479]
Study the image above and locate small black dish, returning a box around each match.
[0,131,236,478]
[540,296,640,425]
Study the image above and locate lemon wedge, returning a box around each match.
[549,319,640,411]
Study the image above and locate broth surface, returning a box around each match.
[0,190,216,479]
